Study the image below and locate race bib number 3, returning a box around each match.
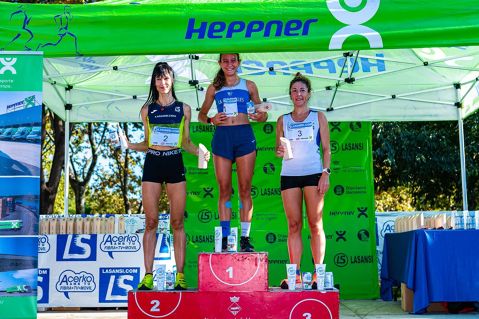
[288,122,314,142]
[151,126,180,146]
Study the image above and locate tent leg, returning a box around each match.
[458,112,468,211]
[456,85,468,211]
[63,109,70,216]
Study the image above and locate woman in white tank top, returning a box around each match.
[275,72,331,289]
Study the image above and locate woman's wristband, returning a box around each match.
[207,117,214,125]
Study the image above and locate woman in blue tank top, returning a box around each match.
[198,53,268,252]
[127,62,210,291]
[276,73,331,289]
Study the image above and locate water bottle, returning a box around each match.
[108,124,121,150]
[454,211,464,229]
[153,262,166,291]
[158,233,171,260]
[466,211,475,229]
[246,101,255,114]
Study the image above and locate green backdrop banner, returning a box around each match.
[0,52,42,319]
[0,1,478,57]
[183,121,377,299]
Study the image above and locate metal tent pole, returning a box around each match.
[455,83,468,211]
[63,87,72,216]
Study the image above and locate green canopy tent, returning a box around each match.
[1,0,478,301]
[1,0,478,212]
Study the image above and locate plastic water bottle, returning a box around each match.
[247,101,255,114]
[466,211,475,229]
[158,233,171,260]
[108,124,121,150]
[454,211,464,229]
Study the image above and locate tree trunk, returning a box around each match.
[40,108,66,214]
[122,123,130,214]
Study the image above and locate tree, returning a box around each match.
[41,107,68,214]
[68,122,107,214]
[373,110,479,211]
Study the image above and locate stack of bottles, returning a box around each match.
[394,211,479,232]
[39,213,169,235]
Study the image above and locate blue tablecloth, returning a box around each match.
[380,229,479,314]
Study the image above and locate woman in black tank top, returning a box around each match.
[127,62,210,290]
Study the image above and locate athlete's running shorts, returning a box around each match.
[280,173,322,191]
[142,148,186,184]
[211,124,256,161]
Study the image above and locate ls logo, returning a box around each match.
[57,234,97,261]
[327,0,382,49]
[0,57,17,74]
[99,268,140,303]
[37,268,50,304]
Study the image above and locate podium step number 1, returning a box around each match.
[128,252,339,319]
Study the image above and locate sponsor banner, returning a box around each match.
[183,122,376,298]
[1,1,478,57]
[0,52,42,319]
[37,234,173,307]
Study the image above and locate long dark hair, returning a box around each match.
[145,62,177,107]
[289,72,312,95]
[212,53,241,90]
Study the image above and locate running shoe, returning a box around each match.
[137,273,153,290]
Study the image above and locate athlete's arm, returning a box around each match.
[181,103,199,156]
[317,112,331,194]
[126,105,149,152]
[247,80,268,122]
[275,115,285,157]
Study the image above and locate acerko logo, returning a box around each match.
[0,57,17,74]
[327,0,383,49]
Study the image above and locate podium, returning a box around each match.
[128,252,340,319]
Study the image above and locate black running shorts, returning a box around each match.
[142,148,186,184]
[280,173,322,191]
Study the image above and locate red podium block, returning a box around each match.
[128,289,340,319]
[198,252,268,292]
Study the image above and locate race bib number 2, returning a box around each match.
[151,126,180,147]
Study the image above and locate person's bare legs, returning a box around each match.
[213,155,233,221]
[166,181,187,273]
[235,151,256,223]
[141,181,162,273]
[281,187,304,267]
[304,186,326,264]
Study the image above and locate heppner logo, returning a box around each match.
[184,0,382,50]
[37,268,50,304]
[185,18,318,39]
[56,270,96,299]
[240,54,385,76]
[38,235,51,254]
[57,234,97,261]
[99,267,140,303]
[100,234,141,259]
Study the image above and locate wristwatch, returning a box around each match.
[322,168,331,175]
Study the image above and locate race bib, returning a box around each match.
[287,122,314,142]
[223,97,238,117]
[151,126,180,147]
